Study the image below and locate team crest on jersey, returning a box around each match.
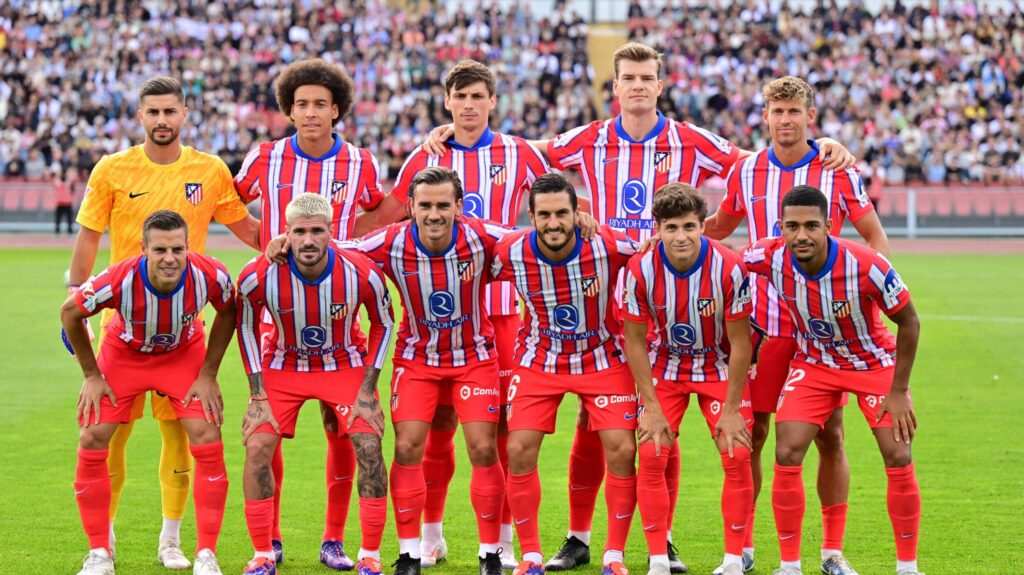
[489,164,506,186]
[185,183,203,206]
[831,300,851,318]
[180,311,198,325]
[330,180,348,202]
[697,298,716,317]
[457,260,476,282]
[653,151,671,174]
[581,276,601,297]
[330,302,349,319]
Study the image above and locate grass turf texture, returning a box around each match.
[0,248,1021,575]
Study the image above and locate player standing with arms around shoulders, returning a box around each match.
[67,76,259,570]
[62,211,236,575]
[742,186,922,575]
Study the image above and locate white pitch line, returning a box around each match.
[920,314,1024,324]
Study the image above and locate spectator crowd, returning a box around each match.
[2,0,1023,187]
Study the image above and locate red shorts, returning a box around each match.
[643,378,754,437]
[434,315,519,411]
[390,358,501,424]
[258,368,376,438]
[748,332,847,413]
[87,335,208,426]
[506,363,638,433]
[776,360,908,429]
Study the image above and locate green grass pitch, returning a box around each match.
[0,247,1021,574]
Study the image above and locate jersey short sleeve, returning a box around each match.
[836,167,874,223]
[76,155,115,232]
[547,122,598,171]
[742,237,784,277]
[688,123,740,180]
[865,252,911,315]
[719,162,748,217]
[75,265,122,316]
[389,148,428,206]
[358,150,386,210]
[621,255,650,324]
[235,257,267,374]
[195,255,236,310]
[723,256,752,321]
[233,144,267,203]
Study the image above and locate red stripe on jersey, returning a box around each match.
[623,238,751,382]
[388,130,549,316]
[358,218,511,367]
[723,146,875,337]
[234,135,384,247]
[742,237,910,371]
[548,113,739,243]
[236,247,393,373]
[77,253,233,353]
[491,226,636,374]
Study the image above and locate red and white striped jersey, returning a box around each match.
[234,134,384,246]
[548,113,739,242]
[742,237,910,371]
[356,217,511,367]
[491,226,636,374]
[76,253,234,353]
[623,238,752,382]
[388,129,549,316]
[236,246,394,374]
[721,143,875,338]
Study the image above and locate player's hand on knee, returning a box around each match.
[638,407,673,456]
[185,374,225,426]
[424,124,455,156]
[715,409,752,458]
[264,233,289,264]
[242,398,279,445]
[351,391,385,436]
[78,374,115,427]
[877,392,916,444]
[817,137,857,171]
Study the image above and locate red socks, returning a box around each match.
[75,448,111,551]
[190,441,228,553]
[821,503,848,552]
[271,443,284,540]
[497,433,512,526]
[507,469,542,555]
[421,428,457,523]
[744,501,757,549]
[772,463,804,562]
[470,462,505,544]
[324,433,356,541]
[665,440,681,528]
[886,464,921,561]
[603,471,636,553]
[245,497,275,553]
[636,442,669,554]
[720,447,753,556]
[390,463,426,539]
[567,426,605,532]
[359,496,387,552]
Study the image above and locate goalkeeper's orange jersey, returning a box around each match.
[77,144,249,266]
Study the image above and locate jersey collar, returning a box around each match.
[289,133,343,162]
[614,111,666,144]
[768,139,819,172]
[791,236,838,281]
[139,256,189,299]
[411,221,459,257]
[659,236,708,279]
[530,227,582,267]
[288,246,336,285]
[446,127,495,152]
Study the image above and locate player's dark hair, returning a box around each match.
[138,76,185,106]
[445,60,496,96]
[781,185,828,218]
[409,166,464,203]
[529,173,578,212]
[142,210,188,242]
[652,182,707,222]
[275,58,354,125]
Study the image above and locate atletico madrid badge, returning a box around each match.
[330,302,349,319]
[457,260,476,282]
[489,164,506,186]
[697,298,716,317]
[581,276,601,297]
[653,151,671,174]
[832,300,851,318]
[185,183,203,206]
[331,180,347,202]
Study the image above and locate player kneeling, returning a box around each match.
[62,211,235,575]
[623,184,754,575]
[236,194,394,575]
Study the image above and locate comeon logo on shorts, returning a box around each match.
[460,385,500,401]
[594,394,637,409]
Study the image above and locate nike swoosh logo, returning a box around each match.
[482,513,496,519]
[128,191,148,199]
[642,524,657,531]
[569,485,588,491]
[900,533,916,539]
[276,183,293,189]
[779,534,795,540]
[276,308,293,314]
[602,157,618,164]
[208,474,225,482]
[516,518,530,525]
[173,468,190,474]
[652,304,669,310]
[750,196,768,202]
[75,487,89,495]
[487,405,499,412]
[398,508,416,514]
[425,480,435,486]
[624,413,637,420]
[402,270,419,276]
[615,512,633,519]
[731,524,747,531]
[334,475,352,481]
[525,290,544,297]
